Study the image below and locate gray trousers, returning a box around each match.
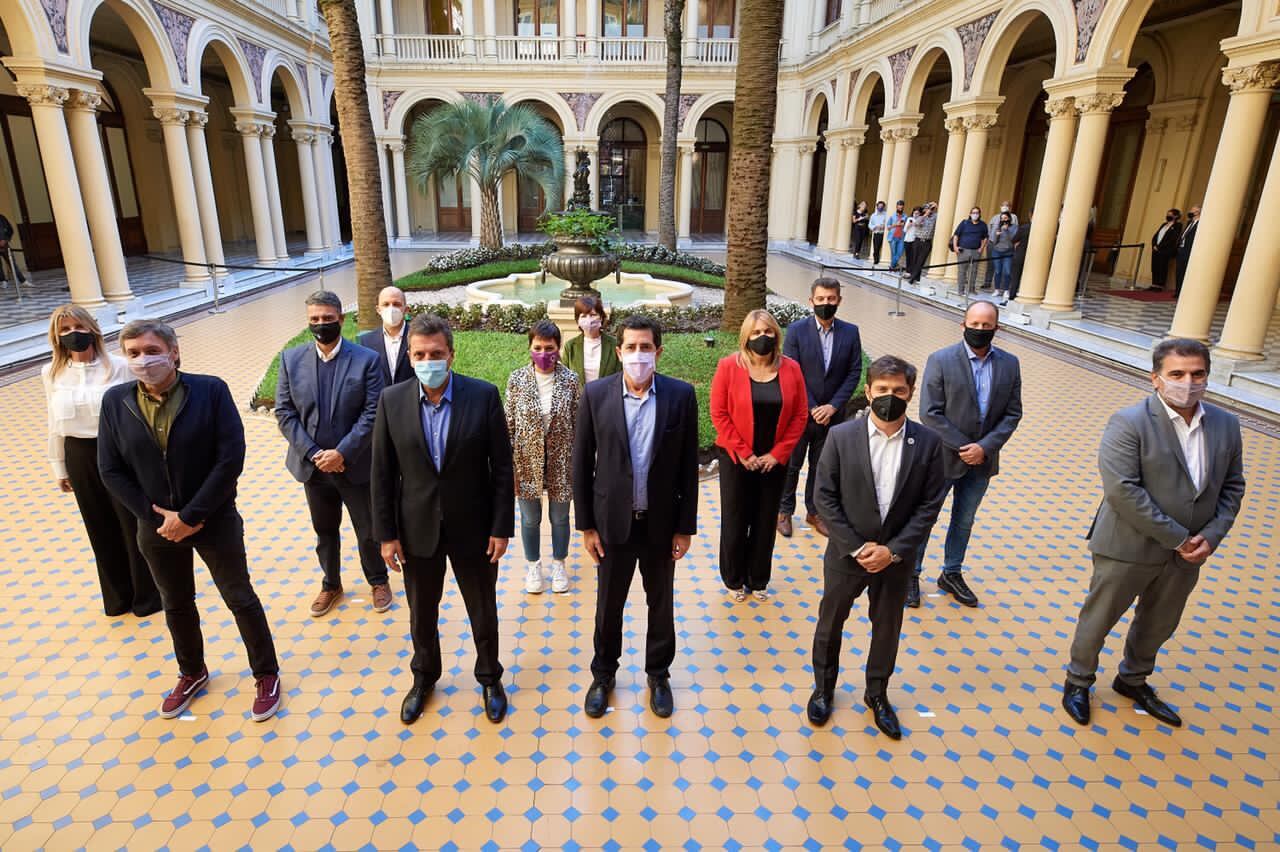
[1066,553,1199,689]
[957,248,983,295]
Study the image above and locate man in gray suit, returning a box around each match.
[276,290,389,617]
[914,301,1023,608]
[1062,338,1245,727]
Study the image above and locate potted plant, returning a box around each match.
[538,210,620,303]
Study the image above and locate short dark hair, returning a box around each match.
[1152,337,1210,373]
[305,290,343,314]
[573,295,609,325]
[527,318,562,346]
[617,314,662,348]
[1168,208,1181,218]
[810,276,841,297]
[867,355,918,389]
[408,313,454,351]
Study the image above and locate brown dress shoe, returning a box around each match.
[777,514,793,538]
[310,588,342,618]
[371,583,393,613]
[805,513,830,537]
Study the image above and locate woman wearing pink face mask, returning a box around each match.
[505,319,582,595]
[562,296,621,386]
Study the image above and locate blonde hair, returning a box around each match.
[47,304,107,380]
[737,309,783,369]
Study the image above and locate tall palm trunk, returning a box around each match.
[658,0,686,250]
[721,0,784,331]
[479,182,503,249]
[319,0,391,331]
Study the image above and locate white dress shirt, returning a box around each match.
[867,414,906,522]
[316,337,343,362]
[1158,396,1205,492]
[583,335,602,382]
[41,354,132,478]
[382,325,404,376]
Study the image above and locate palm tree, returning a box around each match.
[318,0,391,332]
[721,0,784,331]
[658,0,687,250]
[407,99,564,250]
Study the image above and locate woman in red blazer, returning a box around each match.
[710,309,809,601]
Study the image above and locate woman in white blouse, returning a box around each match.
[41,304,160,617]
[561,296,620,386]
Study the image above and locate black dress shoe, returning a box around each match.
[864,694,902,740]
[584,677,614,718]
[905,575,921,608]
[400,684,430,724]
[806,689,833,726]
[938,572,978,607]
[1062,681,1091,726]
[1113,678,1182,727]
[648,676,673,718]
[483,682,508,723]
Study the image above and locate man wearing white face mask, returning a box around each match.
[358,286,414,386]
[1062,338,1245,729]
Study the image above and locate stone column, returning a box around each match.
[874,129,894,205]
[833,131,866,251]
[816,131,846,249]
[461,0,477,56]
[483,0,497,57]
[1170,61,1280,341]
[1041,93,1125,312]
[234,119,279,264]
[152,106,210,282]
[184,109,227,274]
[259,125,290,260]
[289,125,325,254]
[792,143,816,241]
[316,130,343,248]
[563,0,577,57]
[929,117,967,270]
[379,0,396,55]
[585,0,599,57]
[19,84,105,307]
[677,143,695,240]
[1016,96,1077,306]
[685,0,700,61]
[378,141,394,235]
[950,113,996,240]
[886,124,918,207]
[64,89,132,302]
[390,140,412,240]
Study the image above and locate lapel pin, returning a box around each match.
[907,437,915,445]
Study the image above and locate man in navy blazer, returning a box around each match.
[915,301,1022,608]
[357,285,414,386]
[276,291,388,618]
[779,277,863,539]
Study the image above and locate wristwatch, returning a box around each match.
[888,552,902,564]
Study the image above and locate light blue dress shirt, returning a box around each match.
[622,378,657,512]
[816,317,834,372]
[964,343,992,421]
[418,376,453,471]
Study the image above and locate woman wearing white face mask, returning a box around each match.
[562,296,621,386]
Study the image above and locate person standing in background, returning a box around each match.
[358,286,414,387]
[1174,206,1199,298]
[0,213,27,285]
[851,202,871,259]
[1008,210,1032,303]
[868,202,888,266]
[1148,209,1182,293]
[562,296,621,386]
[886,201,908,272]
[909,203,937,284]
[951,208,988,297]
[989,212,1017,303]
[983,202,1019,291]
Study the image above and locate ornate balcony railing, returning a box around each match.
[377,34,466,61]
[692,38,737,65]
[373,35,735,67]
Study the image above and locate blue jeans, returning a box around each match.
[992,251,1013,290]
[518,497,570,562]
[914,468,992,577]
[888,237,905,269]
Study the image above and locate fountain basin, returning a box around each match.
[465,271,694,309]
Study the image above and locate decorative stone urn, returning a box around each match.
[541,236,619,305]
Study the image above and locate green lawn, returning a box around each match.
[394,260,724,292]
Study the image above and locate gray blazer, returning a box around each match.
[920,342,1023,480]
[1089,394,1245,568]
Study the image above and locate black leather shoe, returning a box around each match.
[1113,678,1182,727]
[483,683,508,724]
[584,677,614,718]
[938,572,979,607]
[806,689,833,726]
[864,694,902,740]
[648,676,673,718]
[1062,681,1091,726]
[905,575,921,608]
[400,684,430,724]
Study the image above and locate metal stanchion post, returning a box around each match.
[1131,243,1145,291]
[208,263,225,314]
[888,268,906,317]
[9,247,23,304]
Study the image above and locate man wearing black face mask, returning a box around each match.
[914,301,1023,608]
[1148,208,1182,292]
[275,290,388,617]
[807,356,946,738]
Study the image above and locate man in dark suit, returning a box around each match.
[358,286,413,386]
[1148,208,1182,292]
[808,356,946,738]
[1174,206,1199,297]
[1062,338,1245,728]
[371,313,514,725]
[778,277,863,539]
[276,291,388,617]
[98,320,281,722]
[915,301,1023,608]
[573,315,699,720]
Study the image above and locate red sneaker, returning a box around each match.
[160,668,209,718]
[251,674,282,722]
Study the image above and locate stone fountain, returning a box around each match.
[539,150,620,306]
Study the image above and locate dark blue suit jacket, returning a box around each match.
[275,340,383,484]
[358,328,414,387]
[782,316,863,421]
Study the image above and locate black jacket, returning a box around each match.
[572,372,699,545]
[1152,221,1182,255]
[370,372,514,557]
[782,316,863,417]
[0,214,14,242]
[98,373,246,528]
[358,328,414,387]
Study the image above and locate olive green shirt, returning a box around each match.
[136,376,186,452]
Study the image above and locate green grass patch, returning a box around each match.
[394,259,725,293]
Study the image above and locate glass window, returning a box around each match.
[698,0,733,37]
[823,0,840,28]
[516,0,559,36]
[426,0,464,34]
[602,0,645,36]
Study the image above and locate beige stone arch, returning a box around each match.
[586,91,665,137]
[803,84,833,135]
[1125,32,1175,103]
[501,90,575,136]
[188,24,255,108]
[898,33,965,116]
[847,64,890,126]
[681,92,734,137]
[263,52,309,121]
[71,0,181,91]
[969,1,1074,99]
[386,87,464,136]
[0,0,61,58]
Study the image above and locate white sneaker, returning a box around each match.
[524,561,545,594]
[550,560,570,593]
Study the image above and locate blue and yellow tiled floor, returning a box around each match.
[0,252,1277,849]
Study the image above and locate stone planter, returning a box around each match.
[541,236,619,305]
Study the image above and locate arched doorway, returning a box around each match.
[0,80,61,269]
[404,99,471,234]
[96,82,146,258]
[691,117,728,235]
[805,103,829,244]
[513,102,565,234]
[599,117,646,230]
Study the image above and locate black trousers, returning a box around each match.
[1009,250,1027,300]
[718,449,786,592]
[64,437,160,616]
[591,516,676,681]
[780,419,830,517]
[851,224,868,258]
[0,247,25,283]
[871,232,884,265]
[137,509,279,678]
[403,530,503,688]
[907,239,931,283]
[303,472,387,591]
[1175,251,1190,296]
[1151,250,1173,288]
[811,561,910,698]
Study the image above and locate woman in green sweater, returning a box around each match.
[560,296,620,386]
